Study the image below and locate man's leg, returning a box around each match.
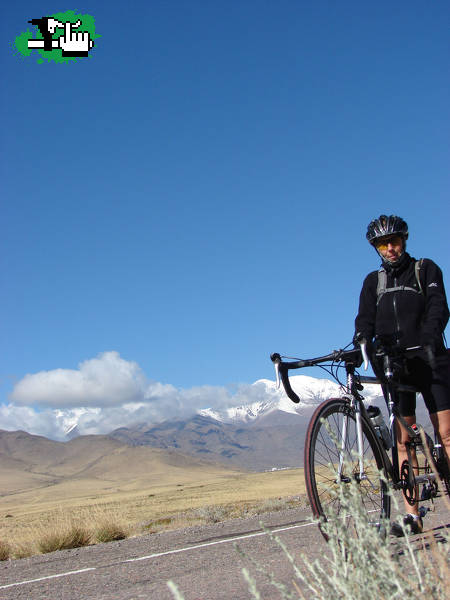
[395,415,419,516]
[430,408,450,470]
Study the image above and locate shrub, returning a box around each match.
[168,455,449,600]
[94,520,128,543]
[193,505,229,523]
[0,540,11,561]
[37,524,91,554]
[238,476,450,599]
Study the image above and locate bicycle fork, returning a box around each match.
[337,371,370,484]
[337,401,370,484]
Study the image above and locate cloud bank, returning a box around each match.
[2,351,272,440]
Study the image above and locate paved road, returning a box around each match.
[1,499,449,600]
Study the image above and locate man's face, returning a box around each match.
[374,234,404,263]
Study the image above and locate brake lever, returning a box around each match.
[274,361,281,389]
[360,341,369,371]
[270,353,281,388]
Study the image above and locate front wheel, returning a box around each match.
[304,398,391,539]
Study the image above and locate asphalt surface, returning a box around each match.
[1,498,449,600]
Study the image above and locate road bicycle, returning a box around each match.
[270,341,450,538]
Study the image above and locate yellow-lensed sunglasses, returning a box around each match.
[374,235,402,251]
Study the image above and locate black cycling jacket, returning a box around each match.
[355,253,449,353]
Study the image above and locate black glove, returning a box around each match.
[420,332,437,369]
[353,332,367,347]
[419,331,436,351]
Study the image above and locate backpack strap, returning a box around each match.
[376,260,424,305]
[415,258,424,295]
[376,268,387,303]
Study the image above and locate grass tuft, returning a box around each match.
[37,523,91,554]
[0,540,11,561]
[94,520,128,543]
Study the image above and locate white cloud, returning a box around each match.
[3,351,272,440]
[10,351,149,408]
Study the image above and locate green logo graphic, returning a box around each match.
[14,10,100,64]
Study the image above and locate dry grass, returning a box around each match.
[94,519,128,543]
[143,496,306,532]
[12,542,34,560]
[0,468,307,560]
[0,540,11,561]
[37,523,91,553]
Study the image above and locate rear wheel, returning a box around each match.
[304,398,391,540]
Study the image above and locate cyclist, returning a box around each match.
[354,214,450,535]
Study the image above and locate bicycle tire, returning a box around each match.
[304,397,391,540]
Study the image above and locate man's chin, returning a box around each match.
[384,253,405,265]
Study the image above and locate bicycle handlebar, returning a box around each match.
[270,343,427,404]
[270,348,362,404]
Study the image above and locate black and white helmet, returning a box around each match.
[366,215,408,246]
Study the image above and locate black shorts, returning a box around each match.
[396,354,450,417]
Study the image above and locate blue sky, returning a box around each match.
[1,1,449,438]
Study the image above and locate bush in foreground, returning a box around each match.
[168,476,449,600]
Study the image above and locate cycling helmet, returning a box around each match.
[366,215,408,246]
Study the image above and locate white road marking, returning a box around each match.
[125,521,315,563]
[0,568,96,589]
[0,521,315,590]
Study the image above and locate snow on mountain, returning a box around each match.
[52,374,386,440]
[198,375,385,425]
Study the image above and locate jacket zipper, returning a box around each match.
[393,275,401,342]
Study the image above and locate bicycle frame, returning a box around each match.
[271,345,440,499]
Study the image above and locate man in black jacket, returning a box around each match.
[355,214,450,535]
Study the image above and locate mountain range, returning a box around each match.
[107,375,390,470]
[0,429,237,503]
[4,375,430,473]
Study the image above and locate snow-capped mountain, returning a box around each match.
[107,375,388,470]
[198,375,384,425]
[11,372,430,471]
[53,374,387,467]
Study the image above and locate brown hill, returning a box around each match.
[0,429,241,504]
[109,413,311,471]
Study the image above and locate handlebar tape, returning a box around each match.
[270,354,301,403]
[278,363,301,403]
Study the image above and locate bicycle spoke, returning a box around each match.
[305,398,390,540]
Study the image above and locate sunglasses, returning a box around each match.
[375,235,402,251]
